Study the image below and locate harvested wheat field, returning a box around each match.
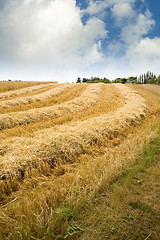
[0,82,160,240]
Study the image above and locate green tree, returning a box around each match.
[76,77,81,83]
[82,78,87,83]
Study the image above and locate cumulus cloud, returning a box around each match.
[83,0,136,16]
[120,11,155,45]
[82,0,107,16]
[111,2,136,23]
[0,0,160,81]
[88,0,160,78]
[116,9,158,74]
[0,0,107,63]
[135,37,160,56]
[0,0,108,81]
[124,37,160,74]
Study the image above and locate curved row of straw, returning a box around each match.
[0,83,102,130]
[0,83,72,108]
[0,83,56,100]
[0,84,147,180]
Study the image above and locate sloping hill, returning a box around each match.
[0,82,159,239]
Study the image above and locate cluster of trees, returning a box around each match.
[139,71,160,84]
[76,77,110,84]
[155,75,160,84]
[113,72,160,84]
[139,71,156,83]
[113,76,137,84]
[77,71,160,85]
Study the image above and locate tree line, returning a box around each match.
[76,77,110,84]
[76,71,160,85]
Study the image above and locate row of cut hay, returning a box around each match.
[0,97,159,239]
[0,125,158,240]
[0,81,50,93]
[0,84,147,196]
[0,83,102,130]
[0,83,71,108]
[0,82,57,100]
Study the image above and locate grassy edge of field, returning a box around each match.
[56,124,160,240]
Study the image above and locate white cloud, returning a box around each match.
[91,2,159,79]
[84,0,160,79]
[120,11,155,45]
[82,0,137,18]
[0,0,160,82]
[111,3,135,22]
[106,9,158,77]
[136,37,160,56]
[83,0,107,16]
[0,0,107,81]
[124,37,160,74]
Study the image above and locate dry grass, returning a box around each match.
[139,84,160,95]
[0,81,54,95]
[0,84,147,184]
[69,84,125,121]
[0,83,75,113]
[0,83,102,130]
[0,84,122,141]
[0,83,61,101]
[77,129,160,240]
[0,82,159,239]
[128,84,160,117]
[0,84,87,114]
[0,114,159,240]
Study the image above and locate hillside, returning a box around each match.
[0,82,159,239]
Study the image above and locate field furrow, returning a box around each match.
[0,82,55,100]
[0,81,53,93]
[1,82,160,240]
[0,84,147,192]
[0,84,122,141]
[0,84,87,114]
[0,83,102,130]
[0,84,62,101]
[0,83,75,113]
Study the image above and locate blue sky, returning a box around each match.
[0,0,160,82]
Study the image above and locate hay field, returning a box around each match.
[0,83,75,113]
[0,81,56,94]
[0,82,160,239]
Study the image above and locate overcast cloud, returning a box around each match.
[0,0,160,82]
